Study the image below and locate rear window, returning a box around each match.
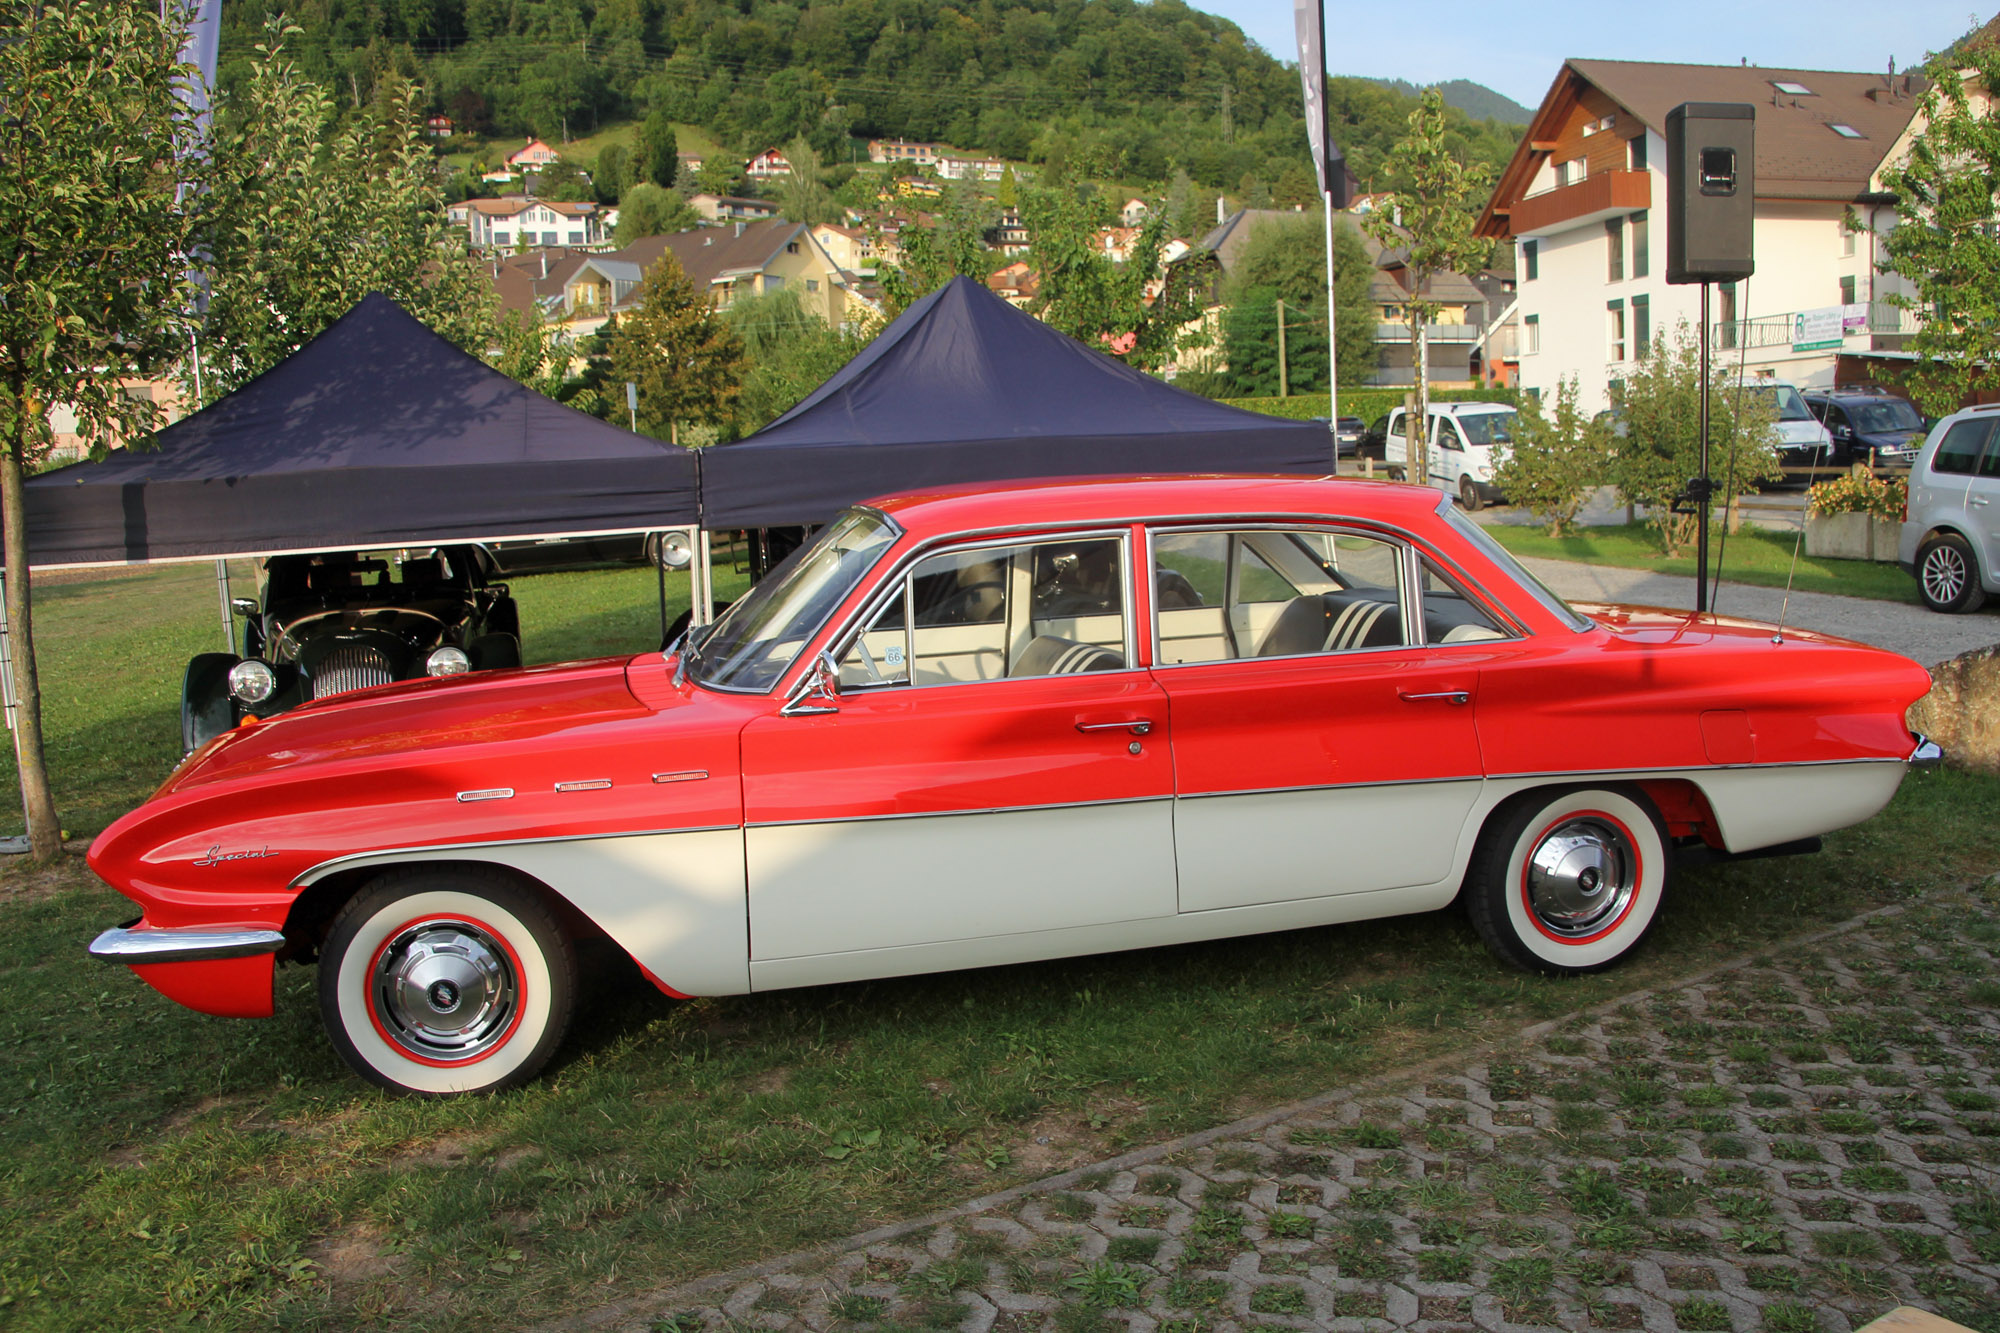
[1932,418,1996,476]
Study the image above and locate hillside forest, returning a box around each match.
[210,0,1525,199]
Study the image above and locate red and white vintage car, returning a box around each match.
[88,477,1936,1095]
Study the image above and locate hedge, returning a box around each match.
[1220,387,1520,423]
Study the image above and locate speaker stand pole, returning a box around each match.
[1696,281,1711,617]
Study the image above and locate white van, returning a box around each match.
[1382,401,1517,511]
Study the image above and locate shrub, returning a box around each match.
[1492,376,1613,535]
[1807,464,1907,520]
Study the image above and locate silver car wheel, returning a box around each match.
[1525,817,1638,939]
[1924,544,1968,606]
[370,918,518,1062]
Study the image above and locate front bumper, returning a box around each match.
[89,921,286,964]
[1911,734,1944,769]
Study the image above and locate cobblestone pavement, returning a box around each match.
[567,899,2000,1333]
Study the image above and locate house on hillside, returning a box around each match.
[1477,58,1926,412]
[1097,227,1142,263]
[938,155,1006,181]
[870,139,940,166]
[1198,208,1493,388]
[426,115,454,138]
[448,196,607,251]
[678,152,705,175]
[494,218,866,339]
[811,223,874,273]
[487,249,596,320]
[1120,198,1150,228]
[987,262,1040,308]
[506,139,560,169]
[989,206,1030,256]
[690,193,779,224]
[746,148,793,178]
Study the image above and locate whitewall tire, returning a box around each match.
[319,870,576,1095]
[1465,786,1668,974]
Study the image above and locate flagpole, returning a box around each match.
[1294,0,1348,471]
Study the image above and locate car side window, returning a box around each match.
[1152,529,1409,664]
[1419,559,1509,643]
[1436,419,1464,451]
[840,537,1128,687]
[1933,418,1994,476]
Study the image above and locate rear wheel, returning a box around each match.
[319,869,576,1095]
[1465,786,1668,974]
[1917,533,1986,614]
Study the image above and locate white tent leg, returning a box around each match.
[693,531,714,627]
[215,559,233,652]
[0,573,36,854]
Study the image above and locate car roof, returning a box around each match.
[863,474,1446,540]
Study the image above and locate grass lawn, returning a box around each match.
[1484,519,1921,605]
[0,557,1993,1328]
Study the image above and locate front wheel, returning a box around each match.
[319,869,576,1095]
[1917,533,1987,614]
[1459,476,1483,512]
[1465,786,1668,974]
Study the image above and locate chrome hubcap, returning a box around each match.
[371,919,517,1061]
[1924,548,1967,604]
[1526,818,1637,938]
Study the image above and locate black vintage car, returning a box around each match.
[181,546,521,752]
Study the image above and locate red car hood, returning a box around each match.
[158,656,651,797]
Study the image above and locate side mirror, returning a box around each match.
[779,650,842,717]
[230,597,258,617]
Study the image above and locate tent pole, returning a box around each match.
[654,533,668,647]
[694,530,714,627]
[214,559,233,651]
[1322,189,1340,474]
[0,573,35,853]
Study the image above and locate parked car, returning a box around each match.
[96,476,1934,1095]
[1742,381,1835,475]
[1802,387,1926,469]
[1900,403,2000,612]
[1334,416,1367,458]
[1360,413,1392,460]
[1382,401,1517,510]
[181,546,520,753]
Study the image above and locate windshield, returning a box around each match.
[1849,399,1925,434]
[689,510,899,691]
[1440,500,1590,631]
[1456,410,1517,446]
[1746,386,1813,421]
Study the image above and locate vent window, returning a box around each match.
[1831,123,1865,139]
[1772,80,1815,95]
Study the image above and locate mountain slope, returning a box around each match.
[1364,77,1533,125]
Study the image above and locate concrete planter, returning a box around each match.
[1804,512,1900,562]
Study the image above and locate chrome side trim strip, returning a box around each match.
[746,793,1174,829]
[457,788,515,803]
[653,770,710,783]
[554,779,613,792]
[89,925,286,965]
[289,824,743,889]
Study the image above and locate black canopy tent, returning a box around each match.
[13,294,699,569]
[700,276,1333,530]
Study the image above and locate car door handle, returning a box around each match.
[1399,690,1470,705]
[1974,496,1991,507]
[1076,719,1154,735]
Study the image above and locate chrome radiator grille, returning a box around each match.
[311,645,394,699]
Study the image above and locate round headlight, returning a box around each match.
[227,659,277,704]
[426,645,472,677]
[658,531,695,569]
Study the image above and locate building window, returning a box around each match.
[568,231,583,244]
[786,242,800,253]
[1608,299,1627,361]
[1606,218,1624,282]
[1840,274,1858,304]
[806,278,820,292]
[1524,313,1541,354]
[1522,239,1539,281]
[1630,211,1649,278]
[1607,378,1625,406]
[1555,159,1578,187]
[1628,134,1647,172]
[1633,295,1650,359]
[494,232,511,246]
[1842,223,1857,257]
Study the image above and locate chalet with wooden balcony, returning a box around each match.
[1478,59,1926,413]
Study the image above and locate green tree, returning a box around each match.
[1491,377,1612,536]
[723,287,874,430]
[0,0,201,857]
[533,157,595,202]
[614,181,699,244]
[1213,214,1374,394]
[1880,43,2000,414]
[637,107,679,188]
[608,254,746,441]
[193,22,496,403]
[593,142,631,204]
[1363,88,1494,485]
[1612,325,1780,555]
[774,136,838,226]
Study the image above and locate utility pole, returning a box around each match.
[1276,298,1288,398]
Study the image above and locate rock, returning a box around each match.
[1907,644,2000,772]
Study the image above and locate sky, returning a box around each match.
[1189,0,1991,110]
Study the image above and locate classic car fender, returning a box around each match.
[290,828,751,997]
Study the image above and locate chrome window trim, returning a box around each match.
[1438,495,1590,632]
[829,527,1142,694]
[89,924,287,964]
[693,507,904,696]
[1142,520,1525,668]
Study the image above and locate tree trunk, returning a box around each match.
[1413,312,1432,489]
[1,417,61,860]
